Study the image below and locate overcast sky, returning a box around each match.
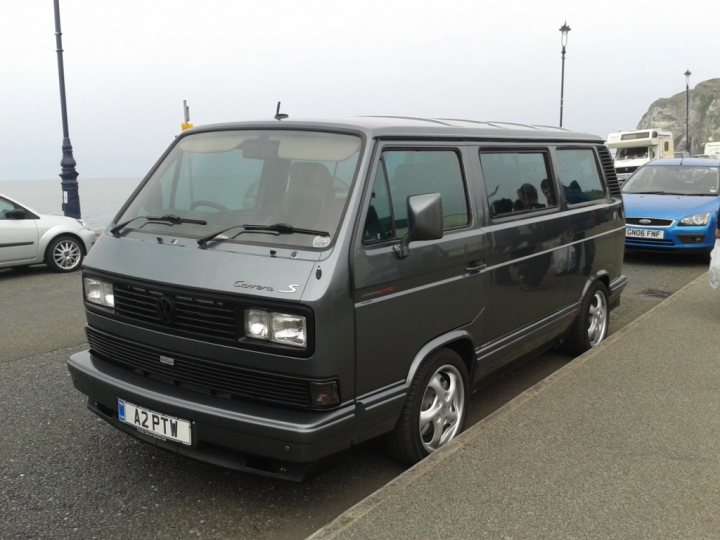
[1,0,717,181]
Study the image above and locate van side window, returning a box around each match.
[555,149,606,204]
[363,149,468,242]
[479,152,554,218]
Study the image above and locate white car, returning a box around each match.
[0,193,96,272]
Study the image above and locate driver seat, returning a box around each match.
[284,162,335,229]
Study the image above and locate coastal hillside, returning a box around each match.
[636,78,720,154]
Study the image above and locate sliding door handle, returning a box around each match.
[465,262,487,274]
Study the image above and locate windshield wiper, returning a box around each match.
[110,215,207,237]
[197,223,329,249]
[626,191,670,195]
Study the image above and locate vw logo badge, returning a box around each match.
[639,218,652,225]
[156,296,176,325]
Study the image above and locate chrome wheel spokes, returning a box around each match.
[54,240,81,270]
[587,290,608,347]
[418,364,465,453]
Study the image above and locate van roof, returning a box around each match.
[187,116,602,143]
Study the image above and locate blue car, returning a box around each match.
[622,158,720,253]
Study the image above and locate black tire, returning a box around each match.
[563,280,609,355]
[389,348,469,465]
[45,235,84,273]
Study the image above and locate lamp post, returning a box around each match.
[684,69,691,154]
[53,0,81,218]
[559,21,571,128]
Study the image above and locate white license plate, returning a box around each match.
[626,228,664,239]
[118,399,192,445]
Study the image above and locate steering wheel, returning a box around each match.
[190,200,229,211]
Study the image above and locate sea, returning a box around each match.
[0,177,141,231]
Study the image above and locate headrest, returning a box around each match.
[289,162,333,194]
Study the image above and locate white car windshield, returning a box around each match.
[115,130,362,249]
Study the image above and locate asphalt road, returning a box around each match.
[0,252,710,539]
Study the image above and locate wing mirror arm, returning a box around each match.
[393,193,443,259]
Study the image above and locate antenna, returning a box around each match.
[274,101,288,121]
[181,100,193,131]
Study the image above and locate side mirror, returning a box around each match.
[394,193,443,259]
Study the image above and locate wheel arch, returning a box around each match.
[39,227,88,261]
[579,270,610,302]
[43,232,88,260]
[405,330,475,386]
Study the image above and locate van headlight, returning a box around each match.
[83,277,115,308]
[679,212,710,226]
[244,309,307,348]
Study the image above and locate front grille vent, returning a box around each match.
[113,282,238,342]
[626,217,674,227]
[87,326,315,408]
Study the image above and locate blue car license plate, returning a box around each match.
[626,228,664,239]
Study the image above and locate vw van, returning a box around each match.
[68,117,626,479]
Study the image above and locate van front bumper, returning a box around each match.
[67,349,359,479]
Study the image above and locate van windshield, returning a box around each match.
[115,130,362,249]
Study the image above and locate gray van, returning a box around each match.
[68,117,626,479]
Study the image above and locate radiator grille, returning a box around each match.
[114,282,238,342]
[625,237,675,246]
[87,326,314,408]
[625,217,674,227]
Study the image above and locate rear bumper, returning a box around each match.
[67,349,359,478]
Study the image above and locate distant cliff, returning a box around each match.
[636,78,720,154]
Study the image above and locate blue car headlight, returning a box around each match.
[679,212,710,226]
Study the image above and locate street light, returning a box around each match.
[559,21,571,128]
[684,69,692,154]
[53,0,81,218]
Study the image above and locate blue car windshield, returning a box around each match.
[622,166,719,196]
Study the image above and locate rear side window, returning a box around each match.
[363,149,468,243]
[479,151,555,218]
[554,149,606,204]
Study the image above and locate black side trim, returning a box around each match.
[0,242,34,248]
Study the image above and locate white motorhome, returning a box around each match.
[606,129,674,183]
[703,142,720,159]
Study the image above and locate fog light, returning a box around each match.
[310,381,340,408]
